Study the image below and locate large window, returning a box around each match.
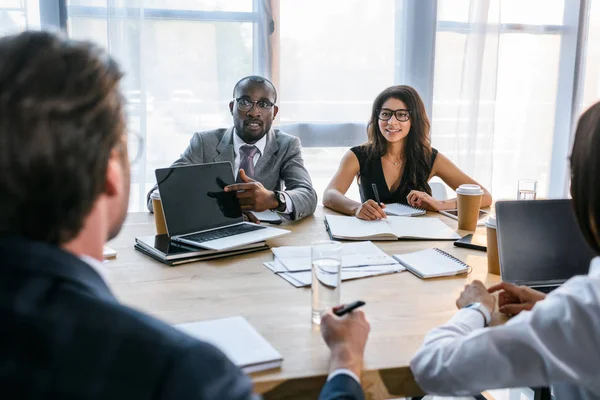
[279,0,395,124]
[433,0,567,200]
[0,0,40,35]
[580,0,600,113]
[278,0,399,202]
[2,0,594,210]
[68,0,261,210]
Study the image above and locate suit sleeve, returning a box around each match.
[147,133,205,212]
[157,341,258,400]
[318,374,365,400]
[280,137,318,220]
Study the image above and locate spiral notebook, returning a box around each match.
[384,203,426,217]
[392,248,469,279]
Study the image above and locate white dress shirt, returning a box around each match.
[232,130,293,215]
[80,254,108,280]
[410,257,600,399]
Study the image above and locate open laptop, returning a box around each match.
[496,199,595,293]
[155,162,289,251]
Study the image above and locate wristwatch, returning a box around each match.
[463,302,492,327]
[273,190,287,213]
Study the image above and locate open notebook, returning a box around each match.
[393,248,470,279]
[176,316,282,374]
[384,203,426,217]
[325,215,460,241]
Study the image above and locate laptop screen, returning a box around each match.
[496,199,596,285]
[155,162,243,237]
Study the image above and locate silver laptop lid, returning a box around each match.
[155,162,243,237]
[496,199,595,286]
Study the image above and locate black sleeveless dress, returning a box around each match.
[350,145,438,204]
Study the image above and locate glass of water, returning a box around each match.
[311,241,342,325]
[517,179,537,200]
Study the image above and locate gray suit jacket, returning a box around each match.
[148,127,317,220]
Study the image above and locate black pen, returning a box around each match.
[334,300,366,317]
[371,183,388,221]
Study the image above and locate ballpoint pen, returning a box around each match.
[371,183,388,222]
[334,300,366,317]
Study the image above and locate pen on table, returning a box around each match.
[334,300,366,317]
[371,183,388,221]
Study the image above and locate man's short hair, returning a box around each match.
[232,75,277,103]
[0,31,125,244]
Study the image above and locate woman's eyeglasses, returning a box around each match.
[377,108,411,122]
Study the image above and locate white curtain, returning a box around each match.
[68,0,271,211]
[432,0,501,194]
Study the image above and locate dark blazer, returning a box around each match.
[0,237,364,400]
[147,127,318,220]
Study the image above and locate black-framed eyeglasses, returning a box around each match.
[235,97,275,112]
[377,108,411,122]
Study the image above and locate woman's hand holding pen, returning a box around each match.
[355,200,387,220]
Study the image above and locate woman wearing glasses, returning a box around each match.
[323,85,492,220]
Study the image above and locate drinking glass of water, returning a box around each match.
[517,179,537,200]
[311,241,342,325]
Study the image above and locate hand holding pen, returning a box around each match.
[353,183,388,221]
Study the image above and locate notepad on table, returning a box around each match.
[176,316,283,374]
[393,248,470,279]
[384,203,426,217]
[324,215,460,241]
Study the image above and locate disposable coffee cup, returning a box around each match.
[456,184,483,231]
[485,216,500,275]
[151,191,167,235]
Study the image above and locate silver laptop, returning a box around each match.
[155,162,289,251]
[496,199,595,294]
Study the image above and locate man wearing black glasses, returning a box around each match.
[147,76,317,221]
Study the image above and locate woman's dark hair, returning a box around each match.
[364,85,432,194]
[0,31,125,245]
[570,101,600,254]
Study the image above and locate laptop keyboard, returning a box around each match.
[183,224,266,243]
[534,286,557,294]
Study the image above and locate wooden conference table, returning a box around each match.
[106,206,500,399]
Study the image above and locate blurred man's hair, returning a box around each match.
[0,31,125,244]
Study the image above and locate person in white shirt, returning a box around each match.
[410,100,600,400]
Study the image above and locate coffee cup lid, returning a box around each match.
[456,184,484,196]
[150,190,161,200]
[485,215,497,228]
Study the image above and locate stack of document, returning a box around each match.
[265,241,405,287]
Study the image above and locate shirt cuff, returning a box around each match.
[327,368,360,384]
[278,191,294,215]
[452,308,488,330]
